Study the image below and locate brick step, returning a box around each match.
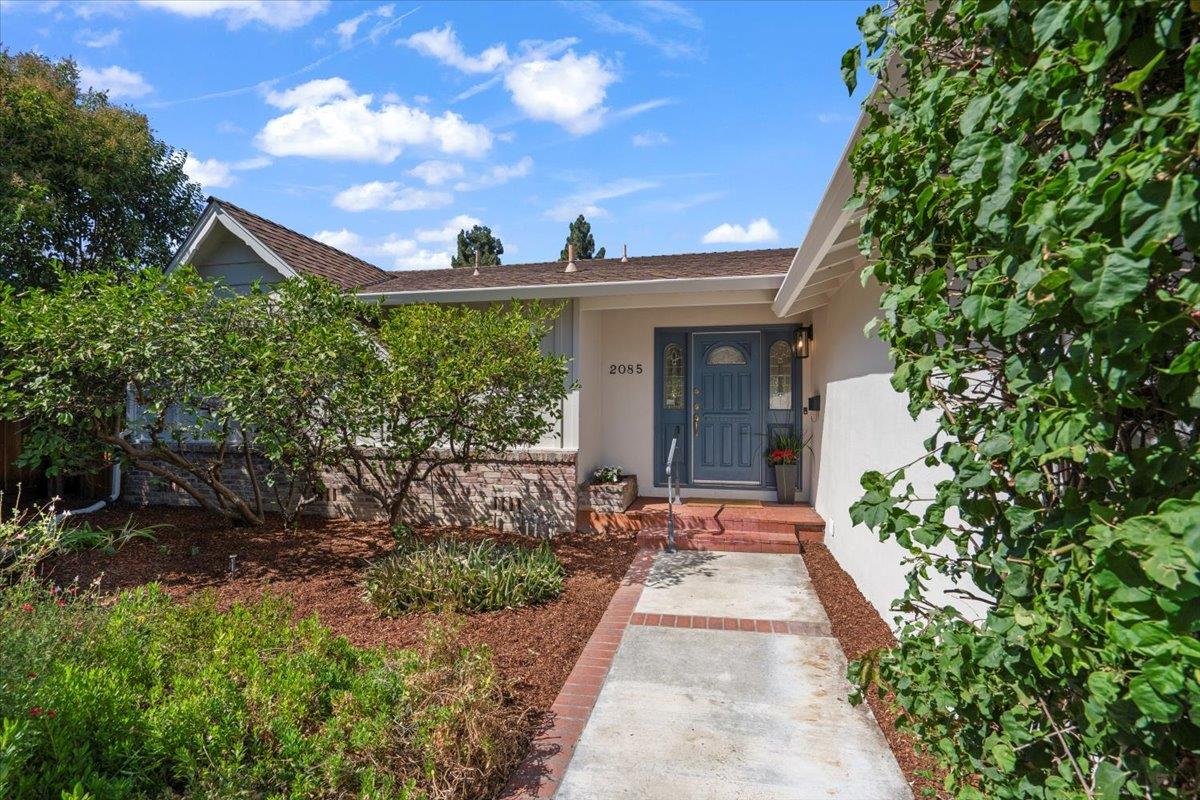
[635,528,818,553]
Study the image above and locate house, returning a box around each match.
[139,120,942,620]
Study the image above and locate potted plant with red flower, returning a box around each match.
[766,431,802,504]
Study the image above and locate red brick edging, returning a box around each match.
[629,612,831,637]
[498,550,655,799]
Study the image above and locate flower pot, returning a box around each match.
[774,463,798,505]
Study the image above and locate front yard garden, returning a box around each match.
[3,507,636,799]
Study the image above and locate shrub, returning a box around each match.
[366,535,565,615]
[0,498,62,581]
[0,581,525,800]
[843,2,1199,798]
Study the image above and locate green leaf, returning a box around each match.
[1093,761,1127,800]
[841,46,861,95]
[1032,1,1072,47]
[1069,250,1149,321]
[1113,50,1164,94]
[1129,674,1179,721]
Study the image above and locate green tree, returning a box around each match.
[842,2,1199,798]
[0,269,375,527]
[227,278,381,526]
[559,214,605,260]
[328,302,570,526]
[0,52,203,290]
[450,224,504,267]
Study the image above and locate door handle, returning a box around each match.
[693,414,700,434]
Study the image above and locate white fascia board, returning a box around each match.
[579,288,777,312]
[166,200,298,282]
[166,201,220,273]
[771,107,871,318]
[357,273,786,306]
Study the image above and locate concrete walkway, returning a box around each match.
[554,551,911,800]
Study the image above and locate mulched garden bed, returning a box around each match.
[800,541,949,800]
[45,506,637,719]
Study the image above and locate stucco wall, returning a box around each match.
[807,276,971,625]
[580,302,803,499]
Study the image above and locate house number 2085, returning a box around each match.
[609,364,643,375]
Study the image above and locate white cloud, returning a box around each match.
[407,160,464,186]
[136,0,328,30]
[637,0,704,30]
[543,177,658,221]
[333,3,393,47]
[816,111,856,124]
[76,27,121,47]
[505,51,616,135]
[216,119,245,134]
[632,130,670,147]
[78,65,152,99]
[612,98,674,123]
[183,155,234,189]
[314,228,451,270]
[644,191,723,213]
[332,181,453,212]
[454,156,533,191]
[403,23,509,74]
[264,77,355,109]
[257,78,494,162]
[313,228,362,251]
[233,156,272,170]
[701,218,779,244]
[182,154,272,190]
[575,0,700,59]
[416,214,482,243]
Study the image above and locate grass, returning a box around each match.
[365,533,565,615]
[0,580,526,800]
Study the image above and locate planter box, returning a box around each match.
[578,474,638,513]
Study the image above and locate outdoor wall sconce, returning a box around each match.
[793,325,813,359]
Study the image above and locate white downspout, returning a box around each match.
[54,461,121,523]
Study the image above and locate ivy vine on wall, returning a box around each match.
[843,2,1198,798]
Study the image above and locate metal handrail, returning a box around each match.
[664,436,678,553]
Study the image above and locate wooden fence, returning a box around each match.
[1,420,111,504]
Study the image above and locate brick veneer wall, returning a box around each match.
[123,445,578,535]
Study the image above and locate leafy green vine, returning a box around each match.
[843,2,1199,797]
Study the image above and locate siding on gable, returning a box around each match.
[188,227,282,293]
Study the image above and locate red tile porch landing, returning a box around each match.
[577,497,825,553]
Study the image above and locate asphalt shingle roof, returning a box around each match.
[360,248,795,293]
[212,197,389,290]
[208,198,793,293]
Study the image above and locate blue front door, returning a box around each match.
[691,332,762,484]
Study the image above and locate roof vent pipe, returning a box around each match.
[472,251,480,276]
[564,243,577,273]
[621,243,628,263]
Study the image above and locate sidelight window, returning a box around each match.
[663,343,684,409]
[769,340,792,409]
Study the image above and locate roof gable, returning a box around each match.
[210,198,389,290]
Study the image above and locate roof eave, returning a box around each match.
[356,273,788,305]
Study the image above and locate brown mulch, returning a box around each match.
[44,506,637,718]
[800,542,949,800]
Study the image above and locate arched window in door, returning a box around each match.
[663,343,684,409]
[706,345,747,365]
[769,339,792,409]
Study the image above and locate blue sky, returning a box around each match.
[1,0,868,270]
